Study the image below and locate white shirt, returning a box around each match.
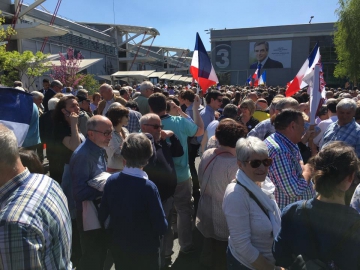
[313,115,338,147]
[122,166,148,179]
[223,182,275,269]
[206,120,219,140]
[102,99,114,116]
[258,56,269,68]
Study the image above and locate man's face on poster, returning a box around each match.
[254,44,268,62]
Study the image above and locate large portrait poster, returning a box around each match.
[249,40,292,69]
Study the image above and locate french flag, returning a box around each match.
[286,42,320,97]
[190,32,218,93]
[0,88,33,146]
[251,65,261,86]
[259,71,266,85]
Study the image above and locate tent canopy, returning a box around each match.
[49,58,103,73]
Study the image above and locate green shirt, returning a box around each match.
[161,115,198,183]
[134,95,150,115]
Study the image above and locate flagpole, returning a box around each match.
[308,64,321,156]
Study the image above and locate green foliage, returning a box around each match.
[0,12,17,86]
[78,74,100,94]
[0,50,50,90]
[334,0,360,84]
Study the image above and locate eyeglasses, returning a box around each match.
[89,130,113,137]
[246,158,273,168]
[144,124,164,129]
[217,98,223,102]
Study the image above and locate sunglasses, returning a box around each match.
[246,158,273,168]
[89,130,113,137]
[144,124,164,129]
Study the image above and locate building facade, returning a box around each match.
[210,23,342,87]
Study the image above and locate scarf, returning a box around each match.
[236,169,281,238]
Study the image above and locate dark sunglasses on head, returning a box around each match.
[247,158,273,168]
[144,124,164,129]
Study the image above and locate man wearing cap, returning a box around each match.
[77,89,93,118]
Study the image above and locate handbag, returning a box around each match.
[289,200,360,270]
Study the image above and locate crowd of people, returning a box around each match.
[1,80,360,270]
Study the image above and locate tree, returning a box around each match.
[0,11,17,86]
[334,0,360,85]
[0,50,50,90]
[51,47,84,87]
[77,74,100,94]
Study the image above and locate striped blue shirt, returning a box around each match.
[322,119,360,157]
[265,132,315,210]
[0,169,72,269]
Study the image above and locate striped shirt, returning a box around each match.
[247,118,275,140]
[0,169,72,270]
[265,132,315,210]
[322,119,360,157]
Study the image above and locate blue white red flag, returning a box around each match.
[246,74,252,85]
[251,65,261,86]
[190,33,218,93]
[259,71,267,85]
[0,87,33,146]
[286,42,320,97]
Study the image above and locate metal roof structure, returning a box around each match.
[109,70,193,84]
[4,22,68,39]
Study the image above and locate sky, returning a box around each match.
[33,0,339,51]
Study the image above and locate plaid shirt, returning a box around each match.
[247,118,275,140]
[0,169,72,269]
[322,119,360,157]
[124,108,142,133]
[265,132,315,210]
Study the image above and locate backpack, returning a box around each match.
[289,201,360,270]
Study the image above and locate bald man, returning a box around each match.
[70,115,113,270]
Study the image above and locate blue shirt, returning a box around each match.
[322,119,360,157]
[197,104,215,143]
[161,114,198,182]
[273,199,360,269]
[22,103,41,147]
[99,167,167,254]
[70,138,106,217]
[124,108,142,133]
[0,169,72,269]
[265,132,315,210]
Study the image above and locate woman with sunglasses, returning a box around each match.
[104,103,129,172]
[196,119,247,269]
[223,136,281,270]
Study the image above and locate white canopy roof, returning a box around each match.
[111,70,156,80]
[49,58,103,73]
[148,71,166,78]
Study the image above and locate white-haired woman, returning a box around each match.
[99,133,167,270]
[223,136,281,270]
